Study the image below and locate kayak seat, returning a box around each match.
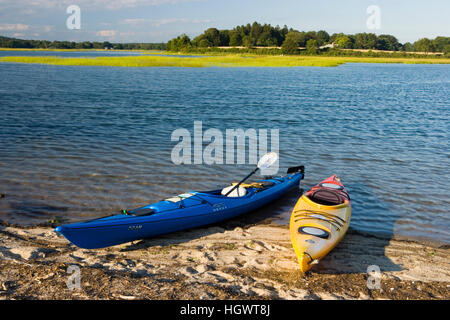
[259,181,276,188]
[221,186,247,197]
[308,189,345,206]
[252,181,276,192]
[232,181,275,189]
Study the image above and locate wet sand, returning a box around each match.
[0,221,448,300]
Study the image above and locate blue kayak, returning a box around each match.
[55,166,304,249]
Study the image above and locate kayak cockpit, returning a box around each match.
[305,177,350,206]
[195,188,255,199]
[196,178,279,199]
[123,207,155,216]
[307,190,346,206]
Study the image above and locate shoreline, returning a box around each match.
[1,53,450,68]
[1,218,448,250]
[1,221,448,300]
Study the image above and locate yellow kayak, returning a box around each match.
[289,175,351,272]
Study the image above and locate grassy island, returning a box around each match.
[1,52,449,68]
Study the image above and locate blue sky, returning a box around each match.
[0,0,448,43]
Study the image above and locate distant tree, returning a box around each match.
[281,39,298,54]
[229,31,242,46]
[402,42,414,52]
[265,36,279,47]
[414,38,436,53]
[316,30,330,46]
[82,41,93,49]
[204,28,221,46]
[167,34,191,51]
[10,39,21,48]
[329,33,343,43]
[433,36,450,52]
[443,44,450,55]
[250,21,263,41]
[243,23,251,36]
[102,41,112,49]
[228,22,289,47]
[295,32,308,47]
[59,41,72,49]
[198,38,212,47]
[92,42,103,49]
[191,34,203,47]
[306,39,318,54]
[178,34,192,48]
[281,31,303,54]
[0,35,165,50]
[304,31,317,43]
[335,35,352,49]
[273,25,284,46]
[242,35,255,48]
[280,25,289,38]
[259,23,278,46]
[376,34,400,51]
[219,30,230,46]
[354,33,377,49]
[256,31,272,46]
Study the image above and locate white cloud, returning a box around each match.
[121,18,149,26]
[121,18,212,27]
[158,18,211,26]
[0,23,29,31]
[13,33,25,37]
[96,30,116,37]
[0,0,202,10]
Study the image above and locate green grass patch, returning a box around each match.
[1,53,449,68]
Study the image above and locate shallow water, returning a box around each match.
[0,56,449,244]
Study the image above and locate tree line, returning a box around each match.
[166,22,450,55]
[0,36,166,50]
[1,21,448,56]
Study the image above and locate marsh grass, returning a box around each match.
[0,48,152,53]
[1,53,449,68]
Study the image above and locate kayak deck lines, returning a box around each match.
[289,174,351,273]
[166,192,211,208]
[293,209,346,230]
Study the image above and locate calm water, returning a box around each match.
[0,56,449,244]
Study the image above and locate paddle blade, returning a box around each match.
[257,152,278,170]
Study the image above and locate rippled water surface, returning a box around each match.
[0,57,449,243]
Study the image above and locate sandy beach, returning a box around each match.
[0,219,448,300]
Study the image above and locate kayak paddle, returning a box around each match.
[224,152,278,196]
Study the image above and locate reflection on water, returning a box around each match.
[0,60,449,244]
